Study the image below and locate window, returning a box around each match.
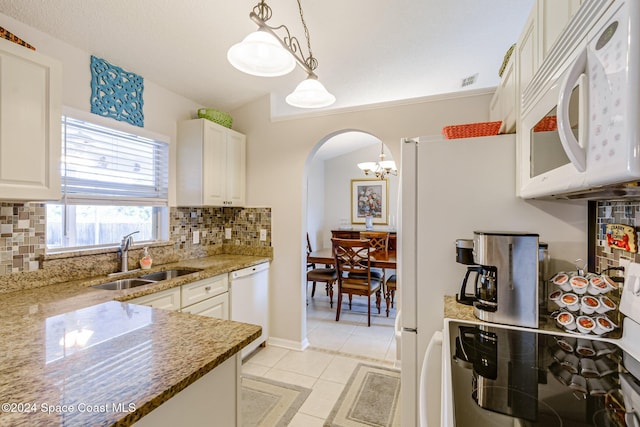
[47,116,169,250]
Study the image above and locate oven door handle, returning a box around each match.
[420,330,443,427]
[557,47,588,173]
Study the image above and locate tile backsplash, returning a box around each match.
[0,203,271,292]
[171,206,271,250]
[0,203,46,275]
[594,200,640,272]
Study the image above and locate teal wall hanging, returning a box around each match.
[90,55,144,127]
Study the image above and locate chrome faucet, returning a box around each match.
[118,231,140,272]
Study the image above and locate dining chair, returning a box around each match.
[359,231,390,253]
[306,233,337,307]
[332,238,383,327]
[359,231,390,282]
[385,274,397,317]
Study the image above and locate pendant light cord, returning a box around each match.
[297,0,317,70]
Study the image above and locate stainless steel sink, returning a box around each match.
[92,278,156,290]
[139,269,198,281]
[92,269,200,291]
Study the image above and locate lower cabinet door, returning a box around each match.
[181,292,229,320]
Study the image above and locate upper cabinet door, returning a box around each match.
[0,39,62,201]
[225,129,246,206]
[202,121,228,206]
[538,0,582,60]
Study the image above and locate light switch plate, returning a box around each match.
[193,230,199,244]
[260,229,267,241]
[225,228,232,239]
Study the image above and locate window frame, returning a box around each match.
[46,107,171,253]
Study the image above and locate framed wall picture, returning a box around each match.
[351,179,388,225]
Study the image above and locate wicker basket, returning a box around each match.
[197,108,233,129]
[442,121,502,139]
[0,26,36,50]
[533,115,557,132]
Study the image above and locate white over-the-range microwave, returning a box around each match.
[519,0,640,200]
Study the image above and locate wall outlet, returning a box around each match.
[225,228,232,239]
[193,230,200,244]
[260,229,267,241]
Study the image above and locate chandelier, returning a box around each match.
[358,142,398,179]
[227,0,335,109]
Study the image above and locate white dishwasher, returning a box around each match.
[230,262,270,359]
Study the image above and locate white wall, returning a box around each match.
[0,13,203,206]
[306,159,325,252]
[231,90,509,349]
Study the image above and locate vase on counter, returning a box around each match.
[365,215,373,230]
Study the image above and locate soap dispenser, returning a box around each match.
[140,247,153,270]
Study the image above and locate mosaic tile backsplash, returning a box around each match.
[595,201,640,273]
[0,203,271,292]
[0,203,46,275]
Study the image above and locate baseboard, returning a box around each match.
[267,337,310,352]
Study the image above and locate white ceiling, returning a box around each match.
[0,0,534,119]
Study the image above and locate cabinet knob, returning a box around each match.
[205,286,212,292]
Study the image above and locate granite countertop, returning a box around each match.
[444,295,559,332]
[443,295,623,338]
[0,254,269,426]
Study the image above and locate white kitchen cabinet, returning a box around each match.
[0,38,61,201]
[516,5,538,99]
[134,354,240,427]
[177,118,246,207]
[517,0,582,98]
[498,0,581,139]
[129,287,181,311]
[537,0,582,61]
[181,274,230,320]
[131,274,231,320]
[181,293,229,319]
[181,273,228,307]
[489,53,516,133]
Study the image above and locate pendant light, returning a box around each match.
[358,142,398,179]
[285,75,336,109]
[227,0,335,109]
[227,30,296,77]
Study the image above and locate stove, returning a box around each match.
[441,260,640,426]
[446,320,636,425]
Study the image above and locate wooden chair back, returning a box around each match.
[332,238,374,292]
[359,231,389,253]
[306,232,315,270]
[332,237,383,326]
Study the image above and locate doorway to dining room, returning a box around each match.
[304,130,399,364]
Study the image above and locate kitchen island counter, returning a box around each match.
[0,254,268,426]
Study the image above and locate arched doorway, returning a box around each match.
[303,129,399,361]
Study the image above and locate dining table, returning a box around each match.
[307,248,397,270]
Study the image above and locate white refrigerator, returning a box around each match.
[398,134,587,427]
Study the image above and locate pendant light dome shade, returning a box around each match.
[227,30,296,77]
[285,76,336,108]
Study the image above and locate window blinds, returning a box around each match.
[61,116,169,206]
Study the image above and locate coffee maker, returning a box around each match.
[455,239,482,305]
[471,231,539,328]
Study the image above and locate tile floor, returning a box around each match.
[240,283,399,426]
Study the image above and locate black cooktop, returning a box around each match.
[448,320,640,426]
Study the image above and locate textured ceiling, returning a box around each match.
[0,0,534,119]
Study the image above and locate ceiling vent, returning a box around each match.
[461,73,478,87]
